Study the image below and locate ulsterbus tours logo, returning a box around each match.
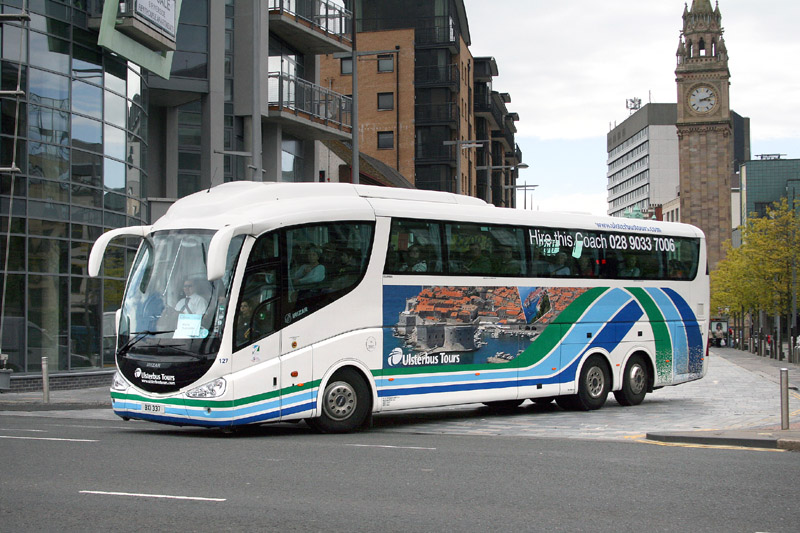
[134,367,175,385]
[387,347,460,367]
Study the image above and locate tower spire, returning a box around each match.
[690,0,714,13]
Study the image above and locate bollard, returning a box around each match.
[42,356,50,404]
[780,368,789,430]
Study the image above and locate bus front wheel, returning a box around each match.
[575,355,610,410]
[613,355,648,406]
[307,368,370,434]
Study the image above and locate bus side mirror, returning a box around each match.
[89,225,152,277]
[207,223,252,281]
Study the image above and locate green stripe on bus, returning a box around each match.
[511,286,608,369]
[627,287,672,382]
[377,286,608,377]
[110,379,321,409]
[233,380,321,408]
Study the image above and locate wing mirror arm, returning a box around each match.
[89,226,152,277]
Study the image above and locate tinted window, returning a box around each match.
[385,218,699,281]
[385,219,443,274]
[527,226,700,281]
[285,222,374,323]
[234,222,374,350]
[445,222,526,276]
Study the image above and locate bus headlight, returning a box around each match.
[111,371,129,391]
[187,378,227,398]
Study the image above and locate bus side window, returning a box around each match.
[234,232,280,350]
[385,219,442,274]
[235,268,279,349]
[284,221,374,323]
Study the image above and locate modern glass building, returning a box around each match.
[740,157,800,224]
[1,0,147,378]
[0,0,354,387]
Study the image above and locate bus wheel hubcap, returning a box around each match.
[586,367,604,398]
[324,381,356,420]
[629,365,645,394]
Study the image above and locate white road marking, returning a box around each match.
[0,435,97,442]
[80,490,226,502]
[347,443,436,450]
[0,428,46,432]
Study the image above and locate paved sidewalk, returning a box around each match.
[0,385,109,410]
[645,345,800,450]
[1,346,799,449]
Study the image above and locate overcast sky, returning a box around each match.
[462,0,800,215]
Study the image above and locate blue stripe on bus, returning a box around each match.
[376,369,518,388]
[378,376,518,397]
[520,288,632,376]
[663,287,704,374]
[645,287,688,374]
[380,292,646,398]
[183,390,316,419]
[115,393,317,426]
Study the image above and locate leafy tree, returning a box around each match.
[712,198,800,349]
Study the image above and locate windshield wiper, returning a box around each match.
[153,344,205,360]
[117,330,172,356]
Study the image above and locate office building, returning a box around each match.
[740,157,800,225]
[606,104,679,218]
[0,0,354,385]
[319,0,523,206]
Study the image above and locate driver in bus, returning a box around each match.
[175,278,208,315]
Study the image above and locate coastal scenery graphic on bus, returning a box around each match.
[381,284,704,383]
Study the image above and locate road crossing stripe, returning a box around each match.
[80,490,226,502]
[0,435,97,442]
[347,444,436,450]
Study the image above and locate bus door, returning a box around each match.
[231,233,283,422]
[277,233,315,419]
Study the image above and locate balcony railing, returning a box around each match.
[414,64,459,87]
[474,96,503,128]
[267,72,352,129]
[415,143,455,162]
[415,103,459,125]
[268,0,352,43]
[415,17,456,47]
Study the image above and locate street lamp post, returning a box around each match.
[477,163,529,205]
[443,139,489,195]
[503,183,539,210]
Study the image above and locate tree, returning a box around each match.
[712,198,800,352]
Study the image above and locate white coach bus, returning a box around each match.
[90,182,709,433]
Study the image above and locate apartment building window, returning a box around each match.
[341,57,353,75]
[378,131,394,149]
[378,92,394,111]
[377,54,394,73]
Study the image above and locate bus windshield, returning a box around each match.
[118,230,244,360]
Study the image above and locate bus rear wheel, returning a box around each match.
[307,368,370,434]
[574,355,610,410]
[613,355,648,406]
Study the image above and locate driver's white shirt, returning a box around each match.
[175,293,207,315]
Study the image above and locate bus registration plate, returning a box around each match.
[142,403,163,414]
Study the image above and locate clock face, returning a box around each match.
[689,86,717,113]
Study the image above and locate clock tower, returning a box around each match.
[675,0,732,269]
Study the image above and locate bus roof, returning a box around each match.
[152,182,704,240]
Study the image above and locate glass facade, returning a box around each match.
[0,0,147,373]
[741,159,800,222]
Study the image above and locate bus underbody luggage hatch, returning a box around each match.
[89,225,152,277]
